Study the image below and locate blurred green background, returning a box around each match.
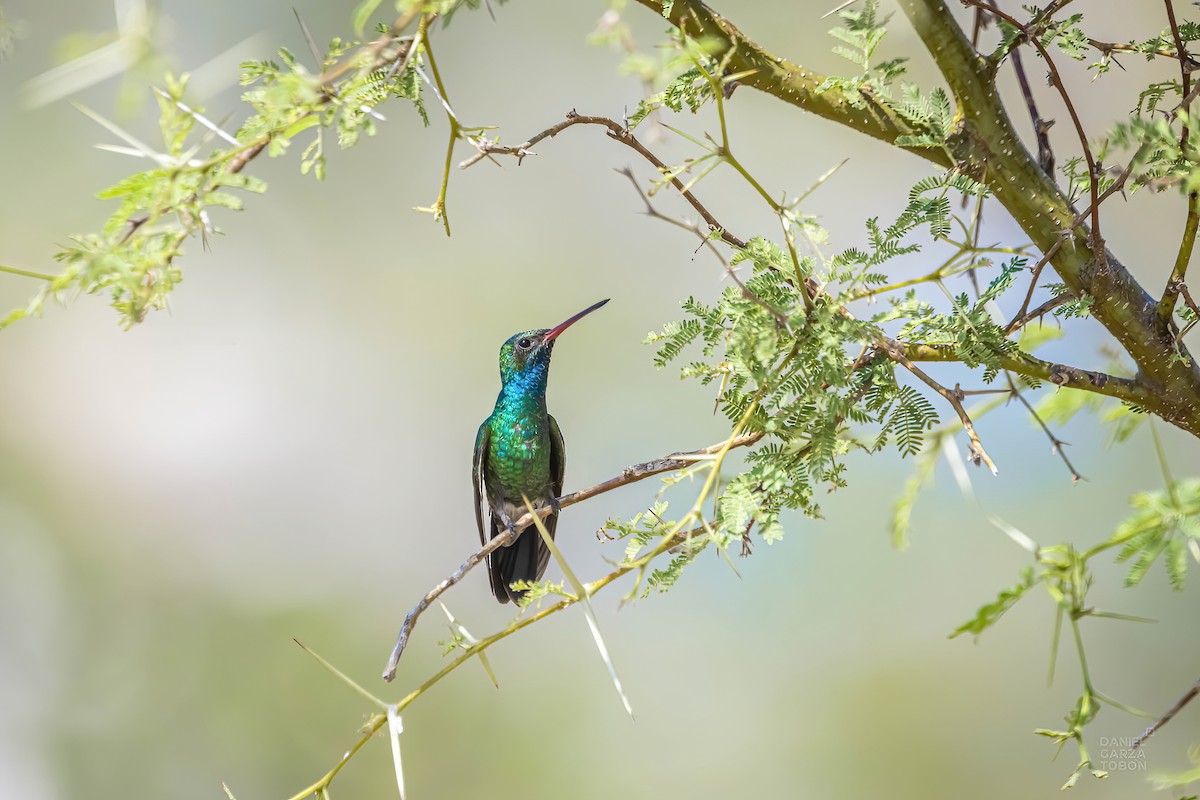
[1,1,1199,798]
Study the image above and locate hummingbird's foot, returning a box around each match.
[548,496,561,515]
[496,509,521,546]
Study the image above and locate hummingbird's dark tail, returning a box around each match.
[490,511,556,604]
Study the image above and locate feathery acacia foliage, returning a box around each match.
[6,0,1200,796]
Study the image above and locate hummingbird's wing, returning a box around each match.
[531,414,566,581]
[473,420,491,549]
[474,419,512,602]
[548,414,566,501]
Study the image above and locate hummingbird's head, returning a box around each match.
[497,299,610,386]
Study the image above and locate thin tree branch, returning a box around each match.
[614,166,792,327]
[1088,38,1200,70]
[0,264,56,281]
[1165,0,1193,147]
[419,17,457,237]
[297,524,706,800]
[616,166,727,266]
[381,430,763,680]
[983,0,1055,174]
[881,338,997,472]
[964,1,1102,257]
[1009,152,1142,329]
[1004,372,1083,481]
[632,0,952,167]
[1177,281,1200,342]
[900,342,1149,407]
[1159,0,1198,326]
[1134,677,1200,748]
[1005,293,1072,334]
[461,111,747,249]
[1010,232,1069,326]
[1160,197,1200,325]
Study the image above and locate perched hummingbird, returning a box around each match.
[473,298,610,603]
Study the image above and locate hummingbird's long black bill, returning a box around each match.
[543,298,610,342]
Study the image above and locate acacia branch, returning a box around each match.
[1177,281,1200,342]
[881,338,998,472]
[1004,292,1072,334]
[1160,198,1200,325]
[381,431,763,680]
[1134,677,1200,748]
[632,0,952,167]
[963,1,1102,252]
[900,341,1154,406]
[1004,372,1083,482]
[982,0,1054,174]
[1009,148,1142,327]
[890,0,1200,434]
[1088,38,1200,70]
[614,166,792,326]
[619,0,1200,435]
[1159,0,1198,325]
[616,166,727,266]
[461,111,746,249]
[295,523,706,800]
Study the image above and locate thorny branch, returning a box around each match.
[614,166,791,327]
[294,525,707,800]
[1087,38,1200,70]
[1005,293,1072,335]
[979,0,1054,174]
[1158,0,1199,327]
[1004,372,1083,482]
[616,167,727,267]
[460,111,746,249]
[1009,152,1143,329]
[882,338,997,473]
[1134,677,1200,748]
[381,431,763,680]
[1177,280,1200,342]
[964,1,1103,259]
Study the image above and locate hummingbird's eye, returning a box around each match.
[517,337,532,349]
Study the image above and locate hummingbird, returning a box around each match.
[473,298,609,603]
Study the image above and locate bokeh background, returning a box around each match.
[1,1,1199,798]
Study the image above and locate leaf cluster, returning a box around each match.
[1113,479,1200,589]
[4,24,430,329]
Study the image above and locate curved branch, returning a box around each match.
[1134,677,1200,748]
[893,0,1200,433]
[462,111,746,248]
[963,1,1101,246]
[1158,0,1198,325]
[632,0,952,166]
[625,0,1200,436]
[882,338,997,472]
[296,524,705,800]
[455,93,1200,436]
[381,430,763,680]
[899,342,1150,405]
